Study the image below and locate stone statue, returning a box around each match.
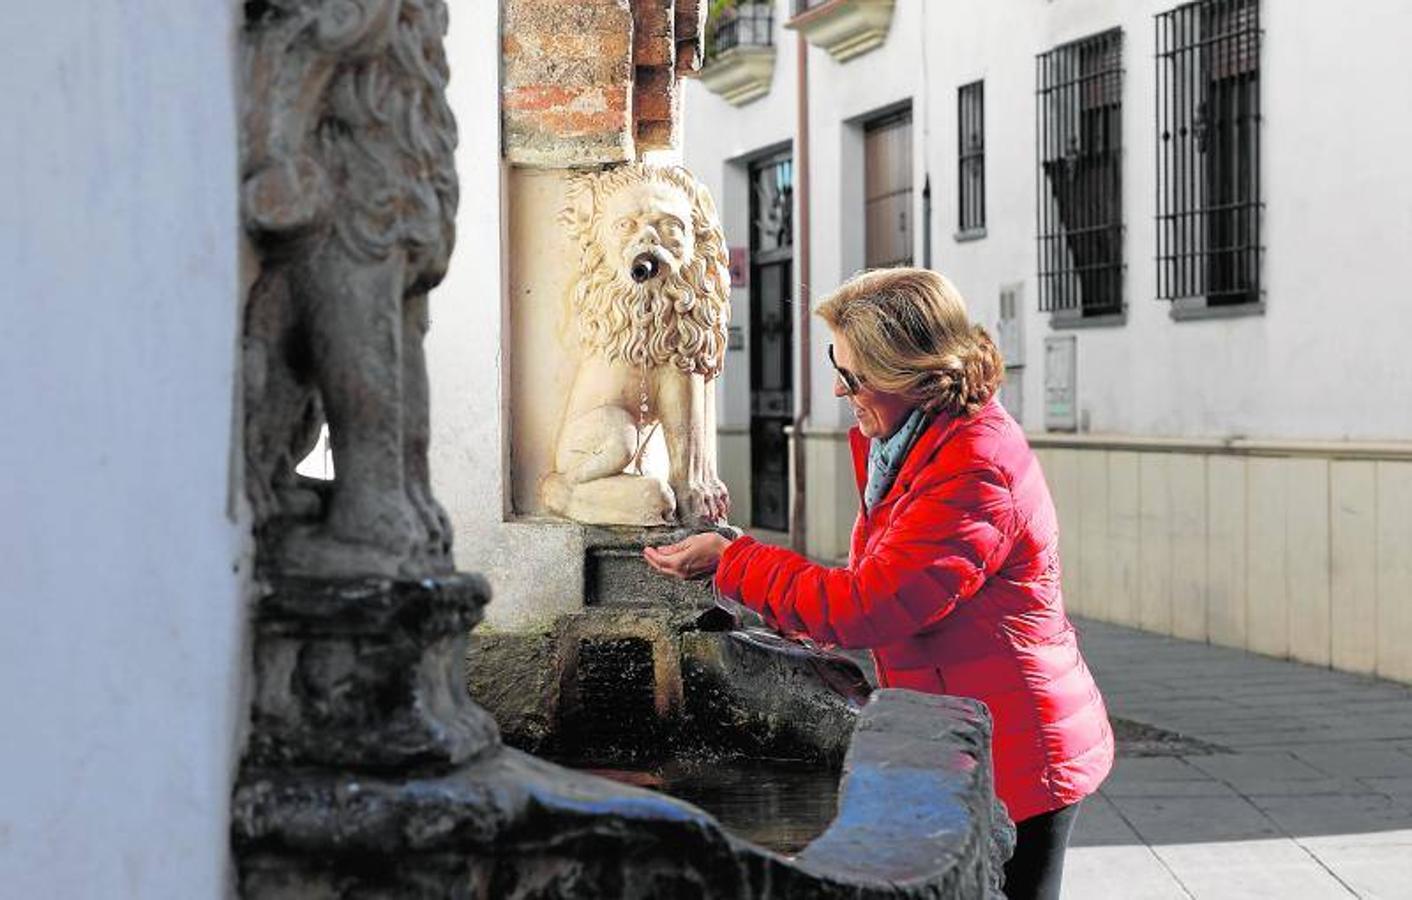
[541,164,732,527]
[240,0,457,577]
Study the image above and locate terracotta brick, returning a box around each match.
[636,119,678,154]
[635,79,681,153]
[632,0,675,67]
[673,0,707,73]
[633,66,675,122]
[674,0,705,40]
[503,0,636,166]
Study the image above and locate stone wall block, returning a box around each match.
[503,0,636,166]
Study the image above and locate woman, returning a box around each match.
[645,268,1112,900]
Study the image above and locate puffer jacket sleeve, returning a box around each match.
[714,463,1016,649]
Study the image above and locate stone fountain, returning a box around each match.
[230,1,1013,896]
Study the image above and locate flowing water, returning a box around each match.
[569,758,841,856]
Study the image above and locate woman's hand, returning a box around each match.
[643,532,732,580]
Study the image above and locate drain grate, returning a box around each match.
[1111,716,1228,757]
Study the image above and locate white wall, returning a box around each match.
[0,3,248,897]
[683,17,800,432]
[687,0,1412,444]
[429,2,590,631]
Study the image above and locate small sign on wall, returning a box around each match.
[727,325,745,351]
[728,246,749,287]
[1044,335,1077,432]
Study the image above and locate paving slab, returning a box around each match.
[1248,793,1412,838]
[1293,745,1412,778]
[1063,793,1194,899]
[1064,618,1412,899]
[1358,776,1412,797]
[1293,835,1412,900]
[1185,751,1328,784]
[1151,839,1357,899]
[1061,845,1192,900]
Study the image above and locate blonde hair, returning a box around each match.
[816,268,1004,418]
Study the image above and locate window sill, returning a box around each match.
[1048,310,1126,330]
[953,227,987,243]
[1169,299,1266,322]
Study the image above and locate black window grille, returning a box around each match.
[1156,0,1261,308]
[864,108,914,269]
[1035,29,1125,318]
[958,80,986,234]
[711,2,773,56]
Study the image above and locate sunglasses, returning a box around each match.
[827,343,863,396]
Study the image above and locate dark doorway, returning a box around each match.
[748,151,793,532]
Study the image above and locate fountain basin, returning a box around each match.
[234,571,1015,898]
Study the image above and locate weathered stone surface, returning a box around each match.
[583,526,721,608]
[464,631,560,754]
[503,0,635,166]
[246,575,499,772]
[470,603,868,769]
[679,629,870,764]
[799,692,1016,895]
[235,697,1012,898]
[241,0,458,579]
[237,575,1012,897]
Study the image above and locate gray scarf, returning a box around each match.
[864,407,930,511]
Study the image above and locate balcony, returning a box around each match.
[787,0,894,62]
[697,2,776,106]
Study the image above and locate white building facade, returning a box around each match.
[685,0,1412,682]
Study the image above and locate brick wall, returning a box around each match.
[503,0,705,166]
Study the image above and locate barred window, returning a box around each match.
[1156,0,1262,309]
[1036,29,1124,319]
[864,108,914,269]
[958,81,986,235]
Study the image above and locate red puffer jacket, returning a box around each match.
[715,398,1113,822]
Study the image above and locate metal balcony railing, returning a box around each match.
[712,2,774,55]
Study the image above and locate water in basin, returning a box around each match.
[566,757,841,856]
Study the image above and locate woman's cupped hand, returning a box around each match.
[642,532,732,580]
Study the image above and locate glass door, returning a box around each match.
[748,151,793,532]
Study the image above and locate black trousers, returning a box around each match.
[1002,800,1082,900]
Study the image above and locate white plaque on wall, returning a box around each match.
[1044,335,1077,432]
[996,282,1024,366]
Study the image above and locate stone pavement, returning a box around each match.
[1065,618,1412,900]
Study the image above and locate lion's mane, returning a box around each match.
[561,164,730,379]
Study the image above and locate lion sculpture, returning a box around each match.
[541,164,732,527]
[240,0,456,577]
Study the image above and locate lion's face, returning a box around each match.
[597,181,697,286]
[563,164,730,378]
